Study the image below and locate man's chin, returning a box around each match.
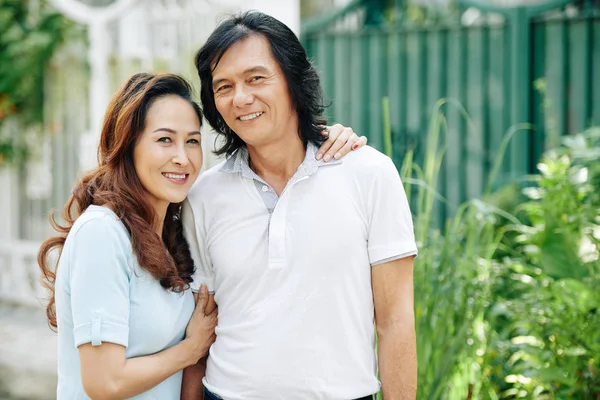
[236,134,265,148]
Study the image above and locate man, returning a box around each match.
[182,11,417,400]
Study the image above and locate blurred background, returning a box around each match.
[0,0,599,398]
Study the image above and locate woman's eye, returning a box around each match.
[158,137,172,143]
[187,139,200,145]
[216,85,231,93]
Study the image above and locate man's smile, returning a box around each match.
[238,112,263,121]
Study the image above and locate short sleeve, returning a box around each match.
[70,215,131,348]
[182,198,215,293]
[367,157,418,265]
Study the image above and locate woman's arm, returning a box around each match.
[79,286,217,400]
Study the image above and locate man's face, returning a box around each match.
[211,35,296,148]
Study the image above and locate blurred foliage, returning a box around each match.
[483,129,600,399]
[377,0,464,26]
[397,101,502,399]
[301,0,464,35]
[388,96,600,398]
[382,99,505,399]
[0,0,75,165]
[300,0,336,19]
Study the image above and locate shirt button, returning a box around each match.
[262,185,269,192]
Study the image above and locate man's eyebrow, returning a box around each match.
[244,66,269,75]
[212,66,271,89]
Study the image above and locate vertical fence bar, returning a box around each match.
[317,35,336,122]
[387,30,407,163]
[593,19,600,125]
[488,25,508,188]
[459,26,468,204]
[507,7,533,177]
[502,21,513,183]
[466,27,485,199]
[543,21,561,145]
[532,20,547,160]
[333,34,352,125]
[406,30,423,161]
[419,29,429,151]
[569,20,592,132]
[426,28,441,227]
[481,26,490,181]
[368,30,388,151]
[445,26,467,210]
[349,33,370,140]
[431,28,448,223]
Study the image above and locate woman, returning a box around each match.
[38,72,365,399]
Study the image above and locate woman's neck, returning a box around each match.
[152,203,168,239]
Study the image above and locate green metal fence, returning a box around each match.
[302,0,600,220]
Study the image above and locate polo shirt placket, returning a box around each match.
[220,144,342,270]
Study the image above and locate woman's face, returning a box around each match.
[133,95,203,213]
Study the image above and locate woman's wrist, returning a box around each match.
[180,338,205,367]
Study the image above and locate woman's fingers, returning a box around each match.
[333,131,367,160]
[316,124,367,162]
[195,285,209,315]
[316,124,342,161]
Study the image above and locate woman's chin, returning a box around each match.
[168,196,187,204]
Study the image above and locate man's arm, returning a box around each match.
[181,357,207,400]
[372,255,417,400]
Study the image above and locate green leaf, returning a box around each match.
[540,233,587,280]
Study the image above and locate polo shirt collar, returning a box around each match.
[220,142,342,178]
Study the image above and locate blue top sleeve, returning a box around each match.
[68,213,132,348]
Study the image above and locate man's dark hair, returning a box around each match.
[195,11,327,156]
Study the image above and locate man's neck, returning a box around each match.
[247,134,306,195]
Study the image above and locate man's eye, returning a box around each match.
[216,85,231,92]
[158,137,172,143]
[251,76,264,82]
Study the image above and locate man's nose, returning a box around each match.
[232,85,254,107]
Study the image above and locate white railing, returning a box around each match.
[0,240,46,307]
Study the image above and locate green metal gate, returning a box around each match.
[302,0,600,217]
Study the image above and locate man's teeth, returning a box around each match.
[239,112,262,121]
[163,173,186,180]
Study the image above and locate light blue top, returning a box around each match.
[54,205,195,399]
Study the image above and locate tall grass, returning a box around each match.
[381,97,513,399]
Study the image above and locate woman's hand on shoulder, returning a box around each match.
[316,124,368,162]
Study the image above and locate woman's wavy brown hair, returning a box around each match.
[38,73,203,329]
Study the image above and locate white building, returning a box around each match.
[0,0,300,308]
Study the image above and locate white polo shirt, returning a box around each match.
[182,143,417,400]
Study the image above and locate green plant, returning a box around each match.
[0,0,73,165]
[484,128,600,399]
[383,98,508,399]
[382,93,599,398]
